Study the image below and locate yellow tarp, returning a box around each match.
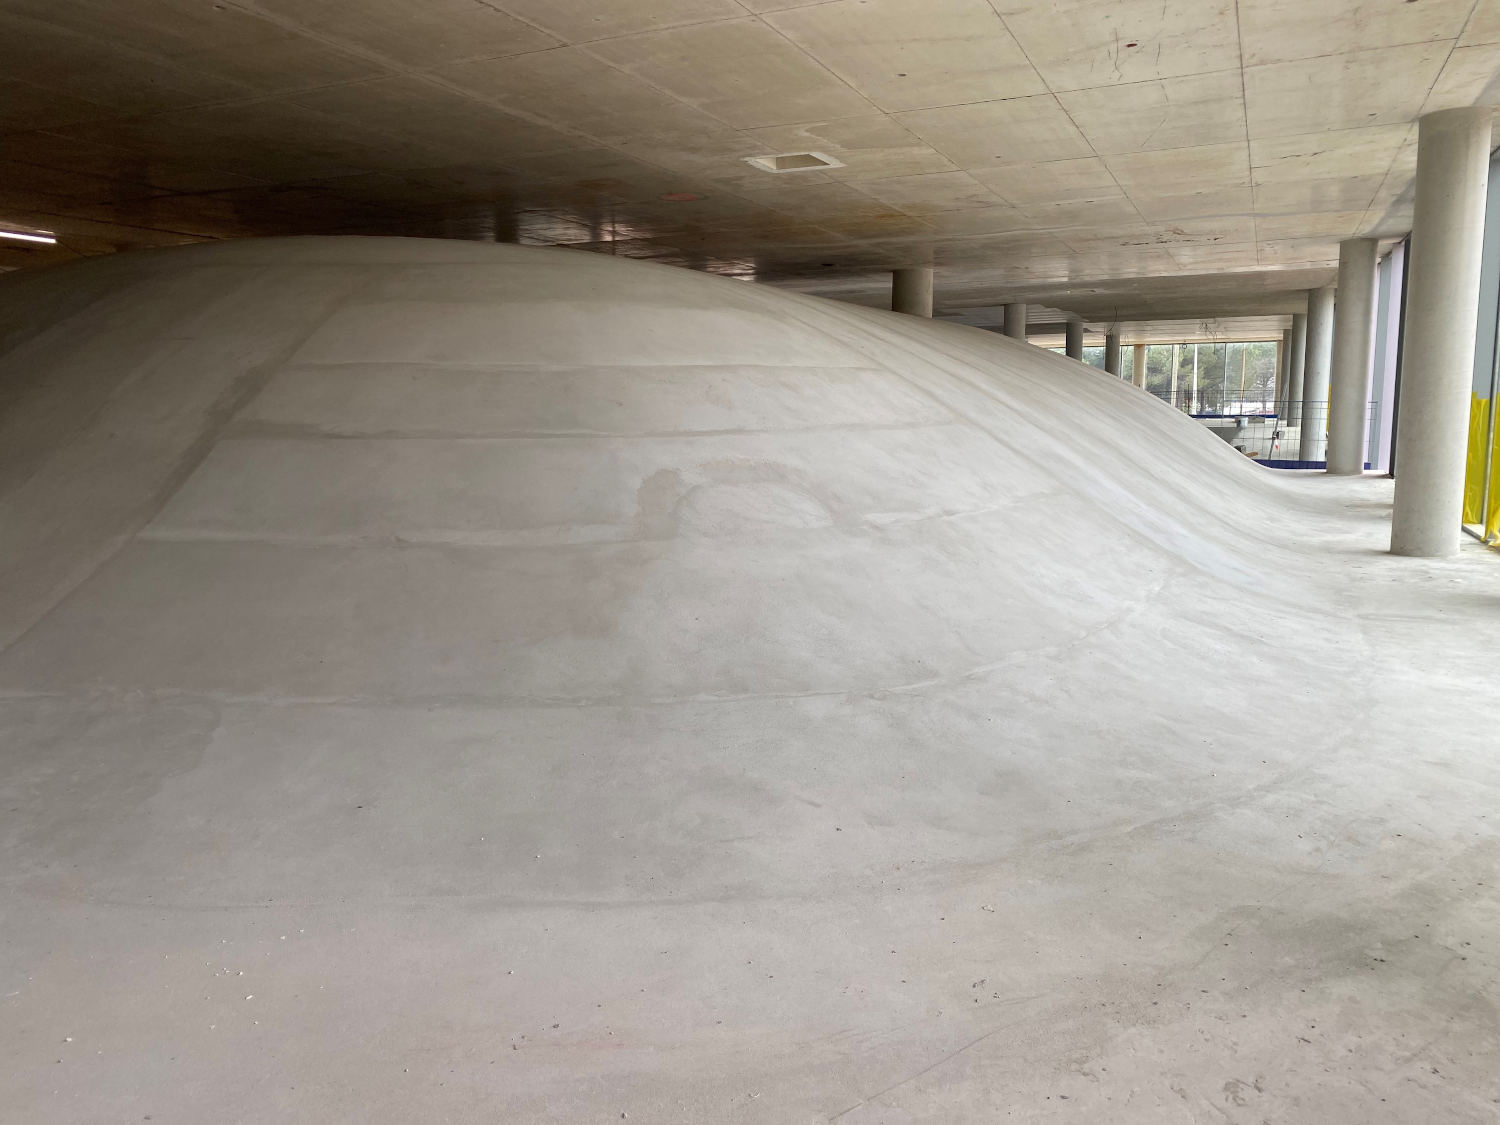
[1462,393,1500,540]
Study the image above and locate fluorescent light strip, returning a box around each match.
[0,230,57,244]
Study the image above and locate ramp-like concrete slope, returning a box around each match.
[1,238,1497,1123]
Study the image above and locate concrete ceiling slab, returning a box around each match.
[587,18,874,128]
[922,204,1035,237]
[1253,175,1386,215]
[1164,241,1263,270]
[743,114,957,181]
[1104,141,1251,196]
[1249,124,1413,185]
[1257,235,1343,267]
[0,0,1495,321]
[1057,70,1248,155]
[250,0,560,67]
[437,48,736,142]
[896,95,1096,166]
[1461,0,1500,47]
[1254,209,1371,240]
[0,9,260,113]
[497,0,745,42]
[1130,185,1258,220]
[1020,193,1142,228]
[735,0,836,10]
[1244,42,1451,136]
[970,156,1121,205]
[1238,0,1475,65]
[852,170,1009,214]
[990,0,1242,91]
[0,76,118,134]
[765,0,1045,112]
[1152,213,1260,246]
[1425,41,1500,111]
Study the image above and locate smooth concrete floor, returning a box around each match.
[1,238,1498,1123]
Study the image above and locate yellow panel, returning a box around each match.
[1462,392,1500,541]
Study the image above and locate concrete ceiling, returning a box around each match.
[1,0,1497,328]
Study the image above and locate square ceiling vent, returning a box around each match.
[744,151,845,174]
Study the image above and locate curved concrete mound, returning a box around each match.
[2,238,1497,1123]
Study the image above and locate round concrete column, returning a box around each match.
[1104,332,1121,375]
[1326,238,1380,475]
[1392,108,1494,556]
[891,268,934,317]
[1276,328,1292,413]
[1287,313,1308,428]
[1300,286,1336,460]
[1132,343,1147,388]
[1004,302,1027,340]
[1065,319,1084,359]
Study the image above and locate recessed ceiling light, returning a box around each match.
[744,152,845,174]
[0,229,56,244]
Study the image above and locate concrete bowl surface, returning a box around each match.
[1,237,1497,1123]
